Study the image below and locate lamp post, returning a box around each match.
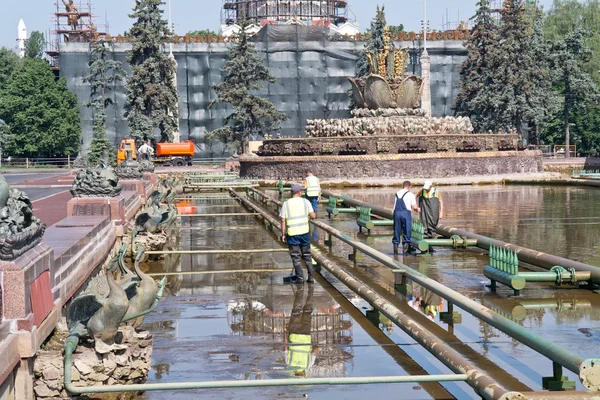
[421,0,432,118]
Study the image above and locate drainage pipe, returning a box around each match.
[435,224,600,285]
[243,189,600,390]
[322,190,600,285]
[232,191,522,400]
[309,219,599,390]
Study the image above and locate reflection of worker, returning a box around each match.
[280,184,317,284]
[417,181,443,238]
[303,169,321,215]
[392,181,419,255]
[412,286,444,321]
[285,285,317,376]
[138,140,154,161]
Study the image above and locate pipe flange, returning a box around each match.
[550,266,566,286]
[462,236,469,248]
[580,359,600,391]
[450,234,460,248]
[568,267,577,285]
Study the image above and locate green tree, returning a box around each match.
[544,0,600,83]
[187,29,218,39]
[0,58,81,157]
[388,24,405,36]
[453,0,501,132]
[25,31,46,59]
[125,0,179,145]
[83,39,125,165]
[550,28,599,157]
[0,48,20,87]
[356,5,388,78]
[208,20,287,154]
[0,119,13,161]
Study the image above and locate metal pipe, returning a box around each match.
[144,249,289,255]
[233,190,523,400]
[308,220,598,388]
[425,238,478,247]
[310,247,520,400]
[436,224,600,285]
[178,213,260,217]
[147,269,284,277]
[521,391,600,399]
[122,277,166,322]
[313,274,457,399]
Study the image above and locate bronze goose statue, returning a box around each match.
[67,271,130,344]
[124,247,160,328]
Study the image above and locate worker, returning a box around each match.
[303,169,321,214]
[280,184,317,284]
[392,181,419,255]
[138,140,154,161]
[417,181,443,239]
[285,285,317,376]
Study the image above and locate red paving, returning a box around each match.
[32,190,72,227]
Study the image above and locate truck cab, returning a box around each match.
[117,139,137,165]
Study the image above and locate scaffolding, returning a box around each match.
[221,0,351,26]
[47,0,108,70]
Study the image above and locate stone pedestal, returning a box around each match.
[120,180,147,201]
[143,172,157,188]
[0,244,53,325]
[67,196,126,226]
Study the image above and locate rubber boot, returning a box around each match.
[393,244,399,255]
[403,243,409,255]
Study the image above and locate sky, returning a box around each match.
[1,0,556,50]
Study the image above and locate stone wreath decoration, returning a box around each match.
[0,176,46,261]
[71,167,123,198]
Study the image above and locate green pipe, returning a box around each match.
[483,266,527,291]
[144,249,289,255]
[122,277,166,322]
[410,238,430,253]
[308,220,599,389]
[177,213,260,217]
[424,239,478,247]
[519,298,592,310]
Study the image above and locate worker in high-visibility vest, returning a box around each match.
[285,285,317,376]
[303,169,321,215]
[280,184,317,284]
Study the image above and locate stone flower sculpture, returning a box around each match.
[71,162,123,197]
[0,175,46,260]
[114,151,144,180]
[349,27,423,110]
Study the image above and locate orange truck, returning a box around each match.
[117,139,195,166]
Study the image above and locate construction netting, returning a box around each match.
[59,25,467,157]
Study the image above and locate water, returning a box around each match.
[138,185,600,399]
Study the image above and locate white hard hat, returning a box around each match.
[423,181,433,190]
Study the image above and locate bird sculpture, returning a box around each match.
[131,203,178,253]
[0,175,9,208]
[124,247,162,328]
[67,269,131,344]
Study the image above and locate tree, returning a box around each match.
[208,20,287,154]
[25,31,46,59]
[356,6,388,78]
[0,119,13,161]
[453,0,501,132]
[125,0,179,145]
[187,29,218,39]
[544,0,600,83]
[388,24,405,36]
[550,28,599,157]
[0,48,19,87]
[83,39,125,165]
[0,58,81,157]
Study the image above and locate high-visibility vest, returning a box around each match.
[287,333,312,370]
[420,188,439,199]
[283,197,310,236]
[305,176,320,197]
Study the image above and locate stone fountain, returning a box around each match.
[240,26,542,179]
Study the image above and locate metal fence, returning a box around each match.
[0,157,72,168]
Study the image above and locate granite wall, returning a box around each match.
[240,151,544,180]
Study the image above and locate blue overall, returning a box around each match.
[392,191,412,246]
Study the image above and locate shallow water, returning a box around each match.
[139,185,600,399]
